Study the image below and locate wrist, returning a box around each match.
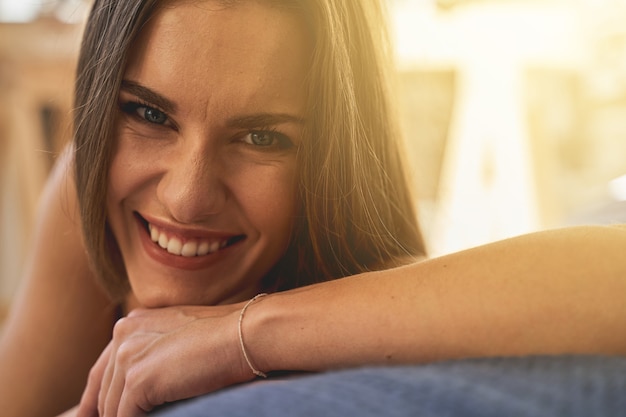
[241,285,337,374]
[238,292,278,375]
[238,293,269,378]
[240,290,302,374]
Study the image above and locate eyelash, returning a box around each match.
[241,128,294,150]
[120,101,173,128]
[119,100,295,150]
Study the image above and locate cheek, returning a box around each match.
[237,162,298,239]
[106,147,135,251]
[107,156,129,207]
[107,159,134,232]
[107,139,128,219]
[107,133,161,205]
[106,135,158,240]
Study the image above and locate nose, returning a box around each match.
[157,145,227,224]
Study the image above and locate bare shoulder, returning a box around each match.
[0,146,114,417]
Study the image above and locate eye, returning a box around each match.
[249,132,274,146]
[140,107,168,124]
[120,102,170,126]
[242,130,293,149]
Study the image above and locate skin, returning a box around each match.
[107,0,311,309]
[69,2,311,415]
[71,226,626,417]
[247,225,626,372]
[0,151,113,417]
[2,2,626,417]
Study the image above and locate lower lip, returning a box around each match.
[136,219,244,271]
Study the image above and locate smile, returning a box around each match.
[141,217,246,258]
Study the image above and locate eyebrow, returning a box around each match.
[120,80,177,114]
[120,79,305,127]
[226,113,305,129]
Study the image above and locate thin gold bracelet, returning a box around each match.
[238,293,268,378]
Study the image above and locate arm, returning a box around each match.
[0,149,114,417]
[77,225,626,417]
[248,225,626,372]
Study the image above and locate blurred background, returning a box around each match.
[1,0,626,321]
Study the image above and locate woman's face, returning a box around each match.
[107,0,310,307]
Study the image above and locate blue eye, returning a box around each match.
[141,107,167,124]
[243,130,293,149]
[121,102,169,125]
[249,132,274,146]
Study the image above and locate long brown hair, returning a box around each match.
[73,0,426,300]
[269,0,427,290]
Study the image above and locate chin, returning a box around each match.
[129,279,251,308]
[131,284,200,307]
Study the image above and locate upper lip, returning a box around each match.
[136,212,245,241]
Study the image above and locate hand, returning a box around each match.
[76,304,255,417]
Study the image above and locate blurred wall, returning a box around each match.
[0,18,82,314]
[391,0,626,254]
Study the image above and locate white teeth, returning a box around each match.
[158,234,168,249]
[197,241,211,256]
[167,237,182,255]
[181,241,198,257]
[148,223,232,257]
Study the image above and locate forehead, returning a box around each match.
[123,0,311,115]
[132,0,309,63]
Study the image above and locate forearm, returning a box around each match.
[247,225,626,373]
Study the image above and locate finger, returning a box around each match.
[102,361,129,417]
[103,333,154,417]
[98,316,133,415]
[117,384,149,417]
[76,343,112,417]
[98,344,117,416]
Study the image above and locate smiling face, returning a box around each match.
[106,0,311,307]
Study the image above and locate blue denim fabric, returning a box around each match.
[152,355,626,417]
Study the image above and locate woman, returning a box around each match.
[1,0,625,416]
[73,0,425,308]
